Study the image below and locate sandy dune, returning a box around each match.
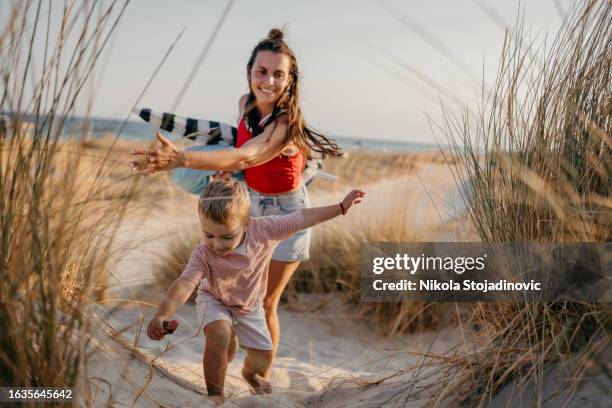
[88,299,459,407]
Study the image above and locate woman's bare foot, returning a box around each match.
[241,367,272,395]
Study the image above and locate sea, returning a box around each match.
[65,116,440,153]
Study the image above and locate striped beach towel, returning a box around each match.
[132,107,237,146]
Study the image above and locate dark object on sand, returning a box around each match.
[163,320,179,334]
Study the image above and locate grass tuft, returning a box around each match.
[422,1,611,405]
[0,1,134,401]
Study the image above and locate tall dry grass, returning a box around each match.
[306,150,450,193]
[151,228,201,303]
[421,1,611,405]
[294,151,463,333]
[80,134,179,207]
[0,0,134,403]
[292,205,457,334]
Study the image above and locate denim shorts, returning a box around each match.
[249,184,311,262]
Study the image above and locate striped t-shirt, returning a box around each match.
[180,211,306,316]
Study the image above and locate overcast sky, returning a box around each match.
[3,0,571,143]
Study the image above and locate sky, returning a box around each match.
[2,0,572,144]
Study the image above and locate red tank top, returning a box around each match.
[236,117,305,194]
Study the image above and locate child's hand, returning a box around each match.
[147,315,167,340]
[341,189,365,213]
[163,320,179,334]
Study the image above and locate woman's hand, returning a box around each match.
[147,314,168,341]
[130,132,186,176]
[341,189,365,213]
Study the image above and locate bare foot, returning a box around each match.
[208,395,224,405]
[227,332,238,363]
[241,367,272,395]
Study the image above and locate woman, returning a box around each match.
[131,28,342,378]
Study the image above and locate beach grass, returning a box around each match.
[296,156,460,333]
[420,1,611,405]
[0,1,134,401]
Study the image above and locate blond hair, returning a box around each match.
[199,179,251,226]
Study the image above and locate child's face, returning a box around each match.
[199,213,246,256]
[250,50,290,105]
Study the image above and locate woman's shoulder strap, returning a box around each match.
[260,108,288,129]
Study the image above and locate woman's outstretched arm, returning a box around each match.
[130,115,288,175]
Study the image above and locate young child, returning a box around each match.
[147,179,364,401]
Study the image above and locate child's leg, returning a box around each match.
[241,347,273,394]
[203,320,233,397]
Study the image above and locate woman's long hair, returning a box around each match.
[245,28,342,158]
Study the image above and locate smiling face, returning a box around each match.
[249,50,291,108]
[199,212,246,256]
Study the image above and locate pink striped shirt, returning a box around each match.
[180,210,306,316]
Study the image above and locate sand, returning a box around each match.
[88,299,459,407]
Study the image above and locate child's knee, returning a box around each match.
[205,320,232,351]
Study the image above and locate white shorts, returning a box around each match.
[195,292,273,351]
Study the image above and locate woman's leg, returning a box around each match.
[241,347,274,394]
[203,320,233,398]
[261,259,301,379]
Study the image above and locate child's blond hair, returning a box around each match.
[199,179,251,226]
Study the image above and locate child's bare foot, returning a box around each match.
[241,367,272,395]
[227,332,238,362]
[208,395,224,405]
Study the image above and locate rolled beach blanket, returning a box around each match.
[132,107,237,146]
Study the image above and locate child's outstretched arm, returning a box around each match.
[147,277,196,340]
[301,189,365,228]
